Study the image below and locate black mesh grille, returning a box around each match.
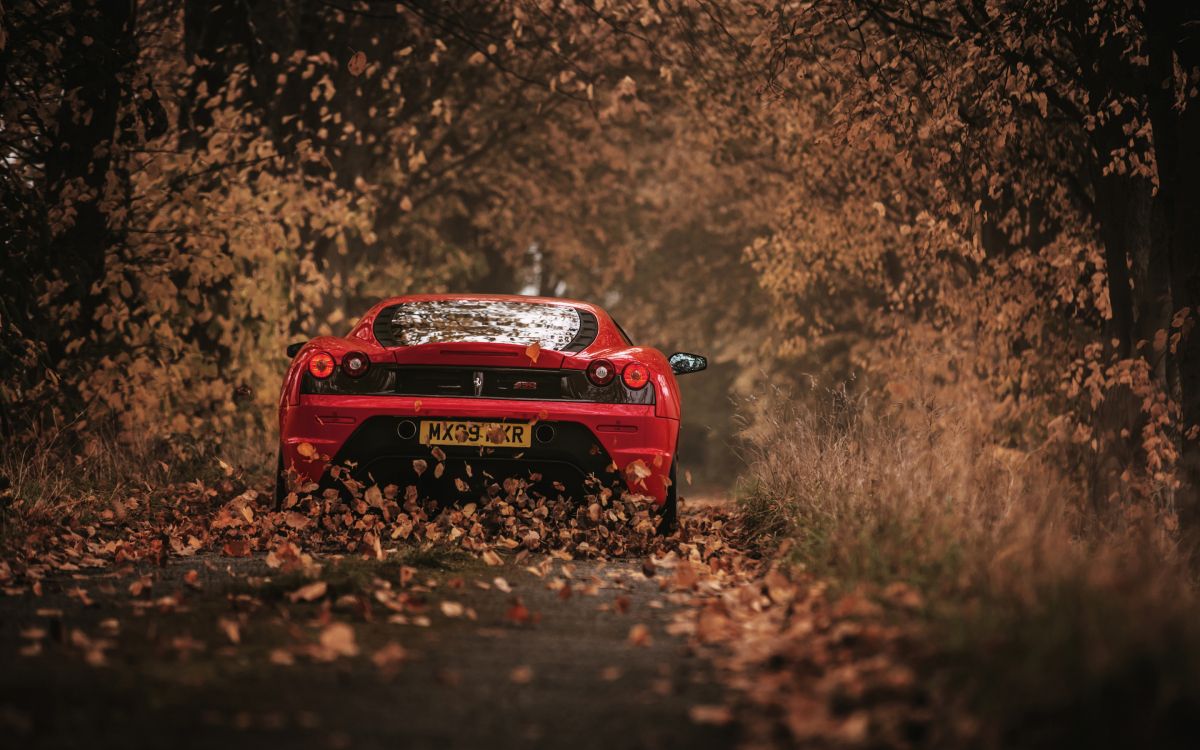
[372,308,401,348]
[561,310,598,352]
[396,367,474,396]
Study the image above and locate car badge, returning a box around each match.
[473,371,484,396]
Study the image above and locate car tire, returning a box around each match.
[273,448,286,510]
[655,458,678,536]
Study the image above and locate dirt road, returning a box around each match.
[0,550,738,750]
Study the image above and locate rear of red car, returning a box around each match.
[277,295,679,507]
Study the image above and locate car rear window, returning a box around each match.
[373,299,590,351]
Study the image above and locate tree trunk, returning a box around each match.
[1092,174,1143,359]
[1146,0,1200,522]
[44,0,135,370]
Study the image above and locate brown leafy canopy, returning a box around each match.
[5,1,1199,509]
[637,0,1200,507]
[0,1,758,466]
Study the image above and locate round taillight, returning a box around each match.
[586,359,616,386]
[622,362,650,390]
[342,351,370,378]
[308,351,335,379]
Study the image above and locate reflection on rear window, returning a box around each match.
[378,299,582,350]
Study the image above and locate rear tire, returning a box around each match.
[273,449,286,510]
[655,458,678,536]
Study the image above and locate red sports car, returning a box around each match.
[275,294,706,527]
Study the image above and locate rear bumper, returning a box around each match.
[279,395,677,503]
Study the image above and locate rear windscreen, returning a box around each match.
[373,299,585,350]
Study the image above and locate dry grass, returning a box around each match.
[738,388,1200,748]
[0,421,273,529]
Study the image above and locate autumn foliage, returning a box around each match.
[3,1,1200,746]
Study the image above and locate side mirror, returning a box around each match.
[286,341,306,358]
[668,352,707,375]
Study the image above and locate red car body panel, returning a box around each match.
[277,293,681,504]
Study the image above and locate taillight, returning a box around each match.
[342,351,370,378]
[308,351,335,379]
[622,362,650,390]
[586,359,616,386]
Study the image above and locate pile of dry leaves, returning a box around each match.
[0,460,743,600]
[663,557,939,748]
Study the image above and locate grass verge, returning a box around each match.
[738,390,1200,748]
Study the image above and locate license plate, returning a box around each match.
[419,420,532,448]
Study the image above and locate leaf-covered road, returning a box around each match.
[0,553,738,750]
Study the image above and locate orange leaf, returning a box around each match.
[222,540,252,557]
[319,622,358,657]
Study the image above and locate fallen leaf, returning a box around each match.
[217,617,241,644]
[319,622,358,657]
[365,485,384,508]
[288,580,328,603]
[222,540,252,558]
[510,665,534,684]
[129,576,153,597]
[505,599,534,625]
[284,511,311,530]
[689,705,733,726]
[628,623,652,647]
[372,641,408,672]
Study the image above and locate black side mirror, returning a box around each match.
[286,341,306,358]
[668,352,707,375]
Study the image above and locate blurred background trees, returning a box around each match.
[1,0,1198,510]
